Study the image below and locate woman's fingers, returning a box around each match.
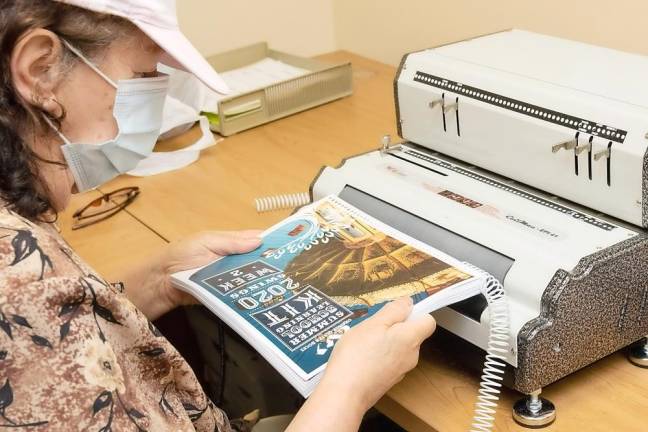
[399,314,437,345]
[232,229,264,239]
[199,231,263,256]
[371,296,414,327]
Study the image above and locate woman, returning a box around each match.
[0,1,436,431]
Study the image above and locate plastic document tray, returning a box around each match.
[206,42,353,136]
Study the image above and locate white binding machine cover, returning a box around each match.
[311,144,639,366]
[395,29,648,227]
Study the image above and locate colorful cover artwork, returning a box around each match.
[188,197,472,378]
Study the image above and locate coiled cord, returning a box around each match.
[252,198,509,430]
[464,264,510,432]
[254,192,311,213]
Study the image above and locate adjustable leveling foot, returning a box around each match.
[628,337,648,368]
[513,389,556,428]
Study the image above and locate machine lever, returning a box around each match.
[552,139,577,153]
[574,142,591,155]
[594,147,611,161]
[380,134,402,155]
[443,102,458,113]
[429,99,442,109]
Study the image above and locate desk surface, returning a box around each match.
[59,191,166,281]
[61,51,648,432]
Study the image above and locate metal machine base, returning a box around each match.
[513,390,556,428]
[628,337,648,368]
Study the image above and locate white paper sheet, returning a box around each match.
[204,58,309,113]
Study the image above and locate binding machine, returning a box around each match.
[310,29,648,426]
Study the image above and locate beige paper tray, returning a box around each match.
[206,42,353,136]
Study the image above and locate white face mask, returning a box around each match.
[50,39,170,193]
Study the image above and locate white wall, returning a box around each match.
[177,0,337,58]
[333,0,648,66]
[178,0,648,66]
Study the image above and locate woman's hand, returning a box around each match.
[120,230,262,320]
[322,296,436,411]
[286,297,436,432]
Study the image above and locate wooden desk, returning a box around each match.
[377,330,648,432]
[60,51,648,432]
[59,192,166,281]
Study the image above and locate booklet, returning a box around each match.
[172,195,485,397]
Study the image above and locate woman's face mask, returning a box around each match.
[49,39,170,193]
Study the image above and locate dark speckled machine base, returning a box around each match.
[515,234,648,394]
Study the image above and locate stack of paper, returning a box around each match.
[172,195,486,396]
[205,58,308,113]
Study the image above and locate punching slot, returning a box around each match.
[455,97,461,136]
[574,133,579,176]
[607,142,612,186]
[441,93,447,132]
[588,136,593,180]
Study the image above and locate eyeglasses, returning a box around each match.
[72,186,140,230]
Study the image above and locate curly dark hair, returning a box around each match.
[0,0,135,221]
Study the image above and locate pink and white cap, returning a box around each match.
[53,0,230,94]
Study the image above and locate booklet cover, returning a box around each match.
[174,195,481,387]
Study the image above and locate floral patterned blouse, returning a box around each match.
[0,205,246,431]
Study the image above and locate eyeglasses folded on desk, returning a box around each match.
[72,187,140,230]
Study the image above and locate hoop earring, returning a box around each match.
[50,98,67,122]
[30,92,42,106]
